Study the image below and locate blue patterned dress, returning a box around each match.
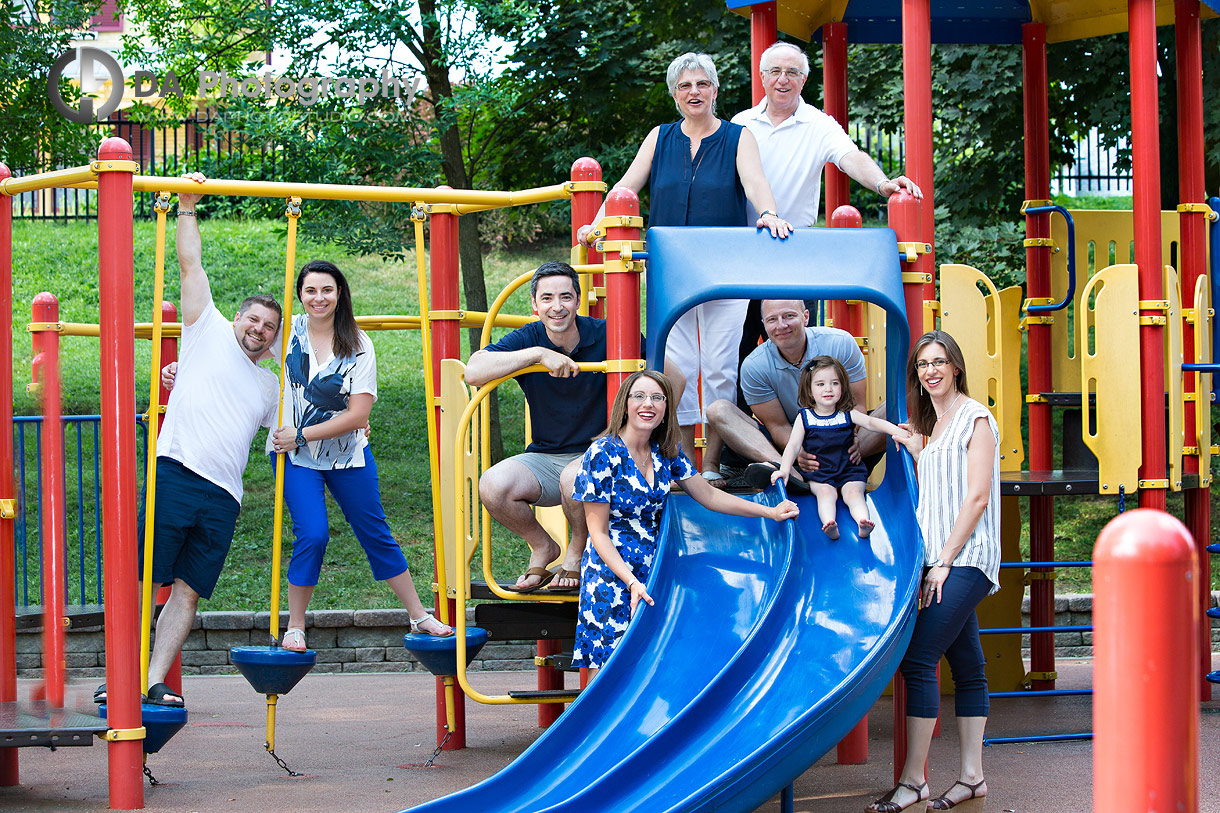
[570,435,696,669]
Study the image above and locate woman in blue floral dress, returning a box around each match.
[571,370,799,674]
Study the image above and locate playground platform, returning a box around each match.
[0,656,1217,812]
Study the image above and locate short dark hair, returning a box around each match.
[238,294,282,323]
[529,261,581,299]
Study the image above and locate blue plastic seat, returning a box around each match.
[229,646,317,695]
[403,626,488,677]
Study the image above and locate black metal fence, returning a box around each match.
[9,110,266,221]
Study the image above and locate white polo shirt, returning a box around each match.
[731,98,859,227]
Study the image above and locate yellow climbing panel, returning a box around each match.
[440,359,481,594]
[1192,276,1213,487]
[1164,265,1185,492]
[1078,264,1142,493]
[863,302,887,412]
[939,264,1025,473]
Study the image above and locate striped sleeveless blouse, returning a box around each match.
[916,397,1002,594]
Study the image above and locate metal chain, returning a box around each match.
[268,747,304,777]
[421,730,452,769]
[143,764,161,786]
[1118,484,1126,514]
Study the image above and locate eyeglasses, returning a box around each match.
[914,358,952,371]
[629,392,667,404]
[675,80,713,93]
[763,67,804,79]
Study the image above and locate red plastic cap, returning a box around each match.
[0,162,9,180]
[571,157,602,180]
[161,301,178,320]
[97,137,133,161]
[606,187,639,215]
[830,205,862,228]
[33,292,59,319]
[1094,508,1195,566]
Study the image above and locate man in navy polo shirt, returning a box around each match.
[465,262,658,593]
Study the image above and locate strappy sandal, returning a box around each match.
[544,569,581,594]
[928,779,986,809]
[866,780,927,812]
[281,627,307,652]
[409,613,454,637]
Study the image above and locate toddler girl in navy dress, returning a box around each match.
[571,371,799,675]
[771,356,910,539]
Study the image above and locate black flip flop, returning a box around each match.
[145,682,185,708]
[93,683,106,704]
[745,462,812,495]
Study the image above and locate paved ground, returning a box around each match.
[1,657,1217,812]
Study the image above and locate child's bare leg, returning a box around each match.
[842,481,873,537]
[810,482,839,540]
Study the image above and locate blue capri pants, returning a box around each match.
[276,446,410,587]
[898,564,993,719]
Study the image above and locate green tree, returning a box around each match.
[0,0,101,171]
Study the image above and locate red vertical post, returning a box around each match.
[0,161,18,787]
[902,0,935,273]
[603,188,642,403]
[1094,509,1199,812]
[571,158,605,319]
[1130,0,1168,512]
[1175,0,1212,700]
[1023,22,1056,692]
[823,22,850,217]
[156,302,182,694]
[428,192,467,748]
[829,205,864,338]
[97,138,143,809]
[749,2,778,105]
[32,294,66,708]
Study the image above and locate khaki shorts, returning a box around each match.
[513,451,583,506]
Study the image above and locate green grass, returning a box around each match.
[9,217,1220,612]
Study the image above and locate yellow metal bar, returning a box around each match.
[565,181,608,193]
[1023,297,1055,310]
[415,209,450,627]
[1138,299,1170,311]
[139,192,172,694]
[1138,315,1167,326]
[0,499,14,519]
[1177,202,1218,220]
[603,358,645,373]
[26,322,65,333]
[1026,394,1049,403]
[901,270,933,284]
[127,176,573,207]
[1019,315,1054,329]
[1138,479,1170,489]
[1020,199,1054,213]
[269,198,303,647]
[1023,237,1058,250]
[428,310,465,321]
[0,165,100,197]
[99,726,146,742]
[92,160,140,174]
[480,272,536,351]
[265,693,278,751]
[1026,671,1058,682]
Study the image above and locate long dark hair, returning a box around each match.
[296,260,361,359]
[907,330,969,436]
[602,371,681,458]
[798,355,855,412]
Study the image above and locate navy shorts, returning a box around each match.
[138,458,240,600]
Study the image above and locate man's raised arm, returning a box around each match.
[174,173,212,327]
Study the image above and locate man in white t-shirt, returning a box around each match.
[99,174,281,708]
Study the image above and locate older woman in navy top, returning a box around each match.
[578,52,791,488]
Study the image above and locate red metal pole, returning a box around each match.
[829,204,864,338]
[0,160,18,787]
[1130,0,1167,512]
[429,191,467,749]
[156,302,182,694]
[823,22,850,217]
[887,191,925,351]
[97,138,143,809]
[603,188,642,403]
[32,294,66,708]
[749,2,778,105]
[571,158,605,319]
[902,0,935,273]
[1023,21,1057,692]
[1174,0,1212,700]
[1093,509,1199,812]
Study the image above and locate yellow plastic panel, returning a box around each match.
[863,302,887,411]
[1078,264,1142,493]
[1164,265,1184,491]
[939,264,1024,472]
[1193,276,1213,486]
[440,359,480,592]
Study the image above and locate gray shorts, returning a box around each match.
[513,451,582,507]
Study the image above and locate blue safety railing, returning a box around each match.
[1024,204,1076,313]
[980,559,1095,746]
[11,415,148,612]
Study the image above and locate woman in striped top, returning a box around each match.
[867,330,1000,813]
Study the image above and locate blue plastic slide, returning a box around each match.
[409,470,921,812]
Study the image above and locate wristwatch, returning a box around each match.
[758,209,777,219]
[931,558,948,568]
[295,428,307,447]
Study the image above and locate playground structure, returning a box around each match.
[0,0,1216,810]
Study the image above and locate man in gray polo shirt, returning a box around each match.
[706,299,886,490]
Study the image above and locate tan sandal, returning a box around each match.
[281,627,307,652]
[503,566,556,594]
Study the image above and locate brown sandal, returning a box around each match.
[503,566,556,594]
[544,569,582,594]
[866,781,927,812]
[928,779,986,809]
